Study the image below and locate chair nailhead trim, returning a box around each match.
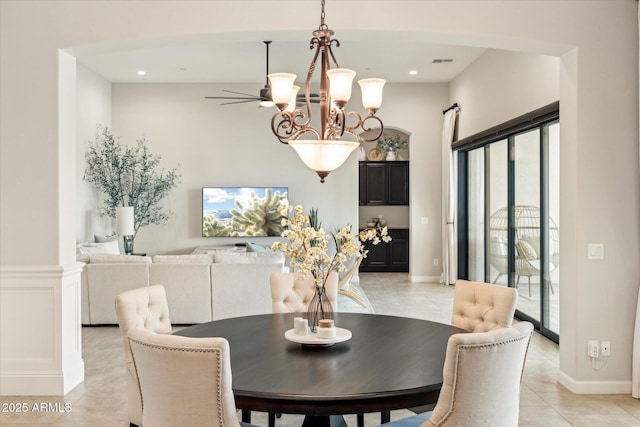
[129,338,224,426]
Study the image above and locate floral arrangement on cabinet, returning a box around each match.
[376,133,408,161]
[272,204,391,329]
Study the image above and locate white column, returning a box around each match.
[0,264,85,395]
[0,49,85,395]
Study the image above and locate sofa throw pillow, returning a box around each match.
[245,242,268,252]
[77,240,120,255]
[520,234,540,256]
[516,240,537,260]
[90,253,152,264]
[521,234,557,259]
[215,250,284,265]
[152,254,214,264]
[95,234,125,254]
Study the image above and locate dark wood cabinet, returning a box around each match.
[360,229,409,272]
[359,161,409,206]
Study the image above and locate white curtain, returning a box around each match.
[440,106,460,286]
[633,4,640,400]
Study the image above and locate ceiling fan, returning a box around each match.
[205,41,318,107]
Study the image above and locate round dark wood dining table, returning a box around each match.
[175,313,465,427]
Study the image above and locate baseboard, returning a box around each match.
[558,370,632,394]
[0,372,65,396]
[408,275,441,283]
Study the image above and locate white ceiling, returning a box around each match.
[75,36,487,85]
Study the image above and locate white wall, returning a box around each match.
[381,83,449,281]
[1,0,638,396]
[76,64,112,243]
[451,50,560,138]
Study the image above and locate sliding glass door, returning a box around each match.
[467,148,485,282]
[513,129,541,320]
[455,103,559,342]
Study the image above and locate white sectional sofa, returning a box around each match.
[79,251,285,325]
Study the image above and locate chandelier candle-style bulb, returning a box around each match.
[358,78,386,113]
[268,73,297,108]
[327,68,356,108]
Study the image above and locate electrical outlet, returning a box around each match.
[433,258,439,267]
[587,243,604,260]
[601,341,610,356]
[588,340,599,358]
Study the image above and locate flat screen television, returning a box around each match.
[202,187,288,237]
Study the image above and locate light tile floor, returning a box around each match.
[1,273,638,426]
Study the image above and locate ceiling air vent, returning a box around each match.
[432,59,454,64]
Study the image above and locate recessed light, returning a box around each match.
[137,70,146,76]
[409,70,418,76]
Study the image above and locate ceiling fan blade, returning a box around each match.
[221,89,262,97]
[205,96,260,100]
[219,99,261,105]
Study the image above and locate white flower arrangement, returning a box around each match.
[272,204,391,287]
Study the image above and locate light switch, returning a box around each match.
[587,243,604,260]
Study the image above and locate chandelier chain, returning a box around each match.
[319,0,328,30]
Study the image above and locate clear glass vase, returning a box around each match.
[307,283,334,333]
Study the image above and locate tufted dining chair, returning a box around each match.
[115,285,172,427]
[451,279,518,332]
[270,271,339,313]
[380,321,534,427]
[128,328,254,427]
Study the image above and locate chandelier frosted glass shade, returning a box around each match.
[284,85,300,113]
[358,78,386,111]
[268,73,297,107]
[326,68,356,106]
[289,140,359,183]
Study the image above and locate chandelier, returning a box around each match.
[268,0,385,183]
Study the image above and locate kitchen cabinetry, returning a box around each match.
[359,228,409,272]
[359,161,409,206]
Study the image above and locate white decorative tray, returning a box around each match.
[284,327,352,347]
